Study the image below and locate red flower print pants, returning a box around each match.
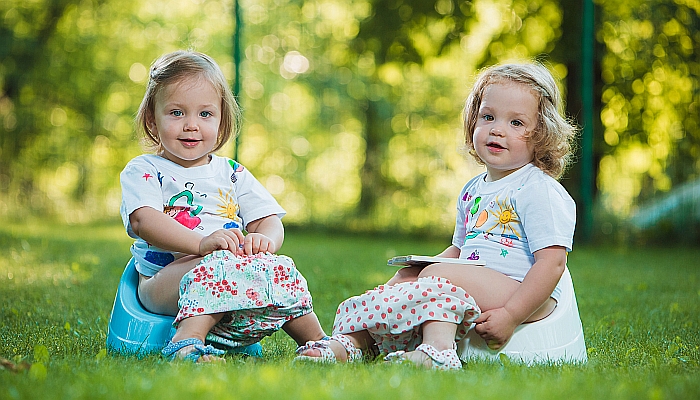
[175,250,314,348]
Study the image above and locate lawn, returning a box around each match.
[0,220,698,399]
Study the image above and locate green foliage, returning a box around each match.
[0,0,235,221]
[0,0,698,241]
[0,222,699,399]
[0,0,565,232]
[596,0,700,217]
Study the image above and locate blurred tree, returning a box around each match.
[0,0,73,197]
[344,0,568,229]
[1,0,697,242]
[348,0,474,223]
[594,0,699,226]
[0,0,235,221]
[0,0,573,231]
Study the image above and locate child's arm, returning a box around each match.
[473,246,567,348]
[243,215,284,255]
[130,206,245,256]
[387,244,461,285]
[435,245,460,258]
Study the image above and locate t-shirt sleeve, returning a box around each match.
[451,185,469,249]
[233,165,286,229]
[119,158,165,237]
[517,179,576,253]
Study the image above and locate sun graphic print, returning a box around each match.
[215,186,241,222]
[485,197,521,239]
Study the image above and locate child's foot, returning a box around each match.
[295,334,362,363]
[391,349,433,366]
[162,338,226,363]
[385,343,462,370]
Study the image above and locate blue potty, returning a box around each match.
[106,258,263,357]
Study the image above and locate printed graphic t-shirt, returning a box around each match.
[120,154,286,276]
[451,163,576,301]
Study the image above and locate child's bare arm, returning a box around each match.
[474,246,566,347]
[503,246,566,321]
[435,245,460,258]
[130,206,244,256]
[243,215,284,254]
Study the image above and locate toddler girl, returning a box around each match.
[120,50,326,362]
[296,62,578,370]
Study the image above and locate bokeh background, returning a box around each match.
[1,0,698,244]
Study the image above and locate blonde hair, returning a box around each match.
[135,50,240,153]
[462,63,578,180]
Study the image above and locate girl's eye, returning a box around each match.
[482,114,494,121]
[172,110,183,117]
[200,111,212,118]
[511,120,523,127]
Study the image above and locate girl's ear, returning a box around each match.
[146,113,158,135]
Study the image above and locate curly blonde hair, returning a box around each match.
[462,63,578,180]
[135,50,241,154]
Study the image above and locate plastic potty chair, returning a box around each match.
[458,267,587,365]
[106,258,263,357]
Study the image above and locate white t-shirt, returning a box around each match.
[120,154,286,276]
[451,163,576,301]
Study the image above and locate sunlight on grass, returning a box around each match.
[0,220,129,287]
[1,221,699,399]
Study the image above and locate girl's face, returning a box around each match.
[149,77,222,168]
[472,82,538,181]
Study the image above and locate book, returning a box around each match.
[386,255,485,268]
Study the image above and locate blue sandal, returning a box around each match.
[161,338,226,362]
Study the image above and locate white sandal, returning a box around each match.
[294,334,363,363]
[384,343,462,371]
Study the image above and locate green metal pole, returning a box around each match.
[581,0,595,241]
[233,0,242,161]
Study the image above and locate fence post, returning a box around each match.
[580,0,595,241]
[233,0,243,161]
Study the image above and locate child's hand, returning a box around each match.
[473,307,519,349]
[242,233,276,255]
[198,229,245,256]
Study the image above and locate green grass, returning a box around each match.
[1,221,698,399]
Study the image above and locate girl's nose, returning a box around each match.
[489,126,503,136]
[184,118,198,131]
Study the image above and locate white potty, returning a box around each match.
[458,267,587,365]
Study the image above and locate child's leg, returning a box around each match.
[168,313,225,362]
[386,265,423,285]
[282,312,326,346]
[417,263,557,350]
[138,255,203,315]
[286,311,374,362]
[417,264,519,309]
[172,314,224,343]
[139,256,229,362]
[391,320,458,367]
[295,330,374,362]
[422,320,458,350]
[418,263,556,321]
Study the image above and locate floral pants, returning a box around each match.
[332,276,481,354]
[175,250,314,348]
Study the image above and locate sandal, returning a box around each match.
[294,334,363,363]
[384,343,462,371]
[162,338,226,363]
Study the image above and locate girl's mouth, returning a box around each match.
[486,142,505,150]
[179,138,201,147]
